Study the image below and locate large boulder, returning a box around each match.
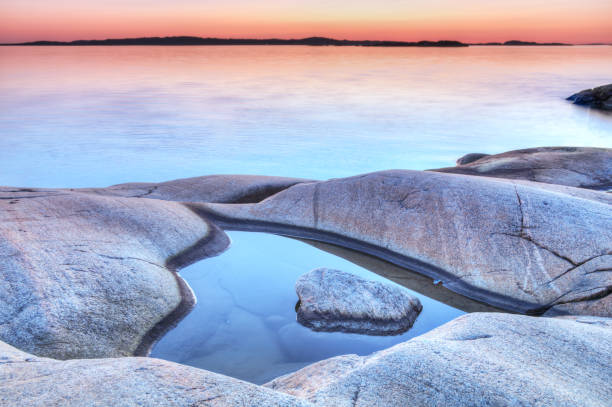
[191,170,612,317]
[81,174,312,203]
[295,268,422,335]
[0,187,230,359]
[0,340,311,407]
[567,84,612,111]
[432,147,612,190]
[266,313,612,407]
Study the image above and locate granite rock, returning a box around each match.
[455,152,490,165]
[192,170,612,316]
[0,340,312,407]
[82,174,312,203]
[567,83,612,111]
[433,147,612,190]
[266,313,612,407]
[301,239,501,313]
[295,268,422,335]
[0,187,230,359]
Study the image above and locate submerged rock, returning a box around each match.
[266,313,612,407]
[0,187,230,359]
[433,147,612,190]
[0,340,312,407]
[295,268,422,335]
[193,170,612,317]
[567,84,612,111]
[82,174,312,203]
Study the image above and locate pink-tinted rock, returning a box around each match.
[432,147,612,190]
[192,170,612,317]
[0,187,230,359]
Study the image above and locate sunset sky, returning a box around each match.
[1,0,611,44]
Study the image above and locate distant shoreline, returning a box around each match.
[470,40,572,46]
[1,36,467,47]
[1,36,598,47]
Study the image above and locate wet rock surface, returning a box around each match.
[295,268,422,335]
[194,170,612,317]
[567,83,612,111]
[266,313,612,407]
[0,340,312,407]
[0,188,230,359]
[433,147,612,190]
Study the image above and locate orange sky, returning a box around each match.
[1,1,611,44]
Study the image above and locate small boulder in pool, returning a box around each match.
[295,268,422,335]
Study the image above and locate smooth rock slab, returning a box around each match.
[567,83,612,111]
[193,170,612,317]
[433,147,612,190]
[295,268,422,335]
[0,340,312,407]
[266,313,612,407]
[82,174,312,203]
[0,187,230,359]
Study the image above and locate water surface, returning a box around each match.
[1,45,610,188]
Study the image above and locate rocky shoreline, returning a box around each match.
[265,313,612,407]
[567,84,612,111]
[1,146,611,405]
[1,314,610,406]
[0,188,232,359]
[432,146,612,190]
[193,169,611,316]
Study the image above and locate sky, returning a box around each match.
[1,0,611,44]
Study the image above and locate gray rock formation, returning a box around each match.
[192,170,612,317]
[0,187,230,359]
[567,83,612,111]
[266,313,612,407]
[82,174,312,203]
[433,147,612,190]
[455,152,490,165]
[295,268,422,335]
[301,239,502,313]
[0,340,312,407]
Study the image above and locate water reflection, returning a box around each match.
[151,231,464,384]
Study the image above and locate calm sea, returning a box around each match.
[1,45,611,383]
[1,45,610,187]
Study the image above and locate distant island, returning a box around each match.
[1,36,469,47]
[471,40,571,46]
[1,36,591,48]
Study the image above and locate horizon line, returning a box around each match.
[1,35,605,47]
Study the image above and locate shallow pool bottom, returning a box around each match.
[151,231,465,384]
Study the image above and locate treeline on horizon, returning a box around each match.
[1,36,580,47]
